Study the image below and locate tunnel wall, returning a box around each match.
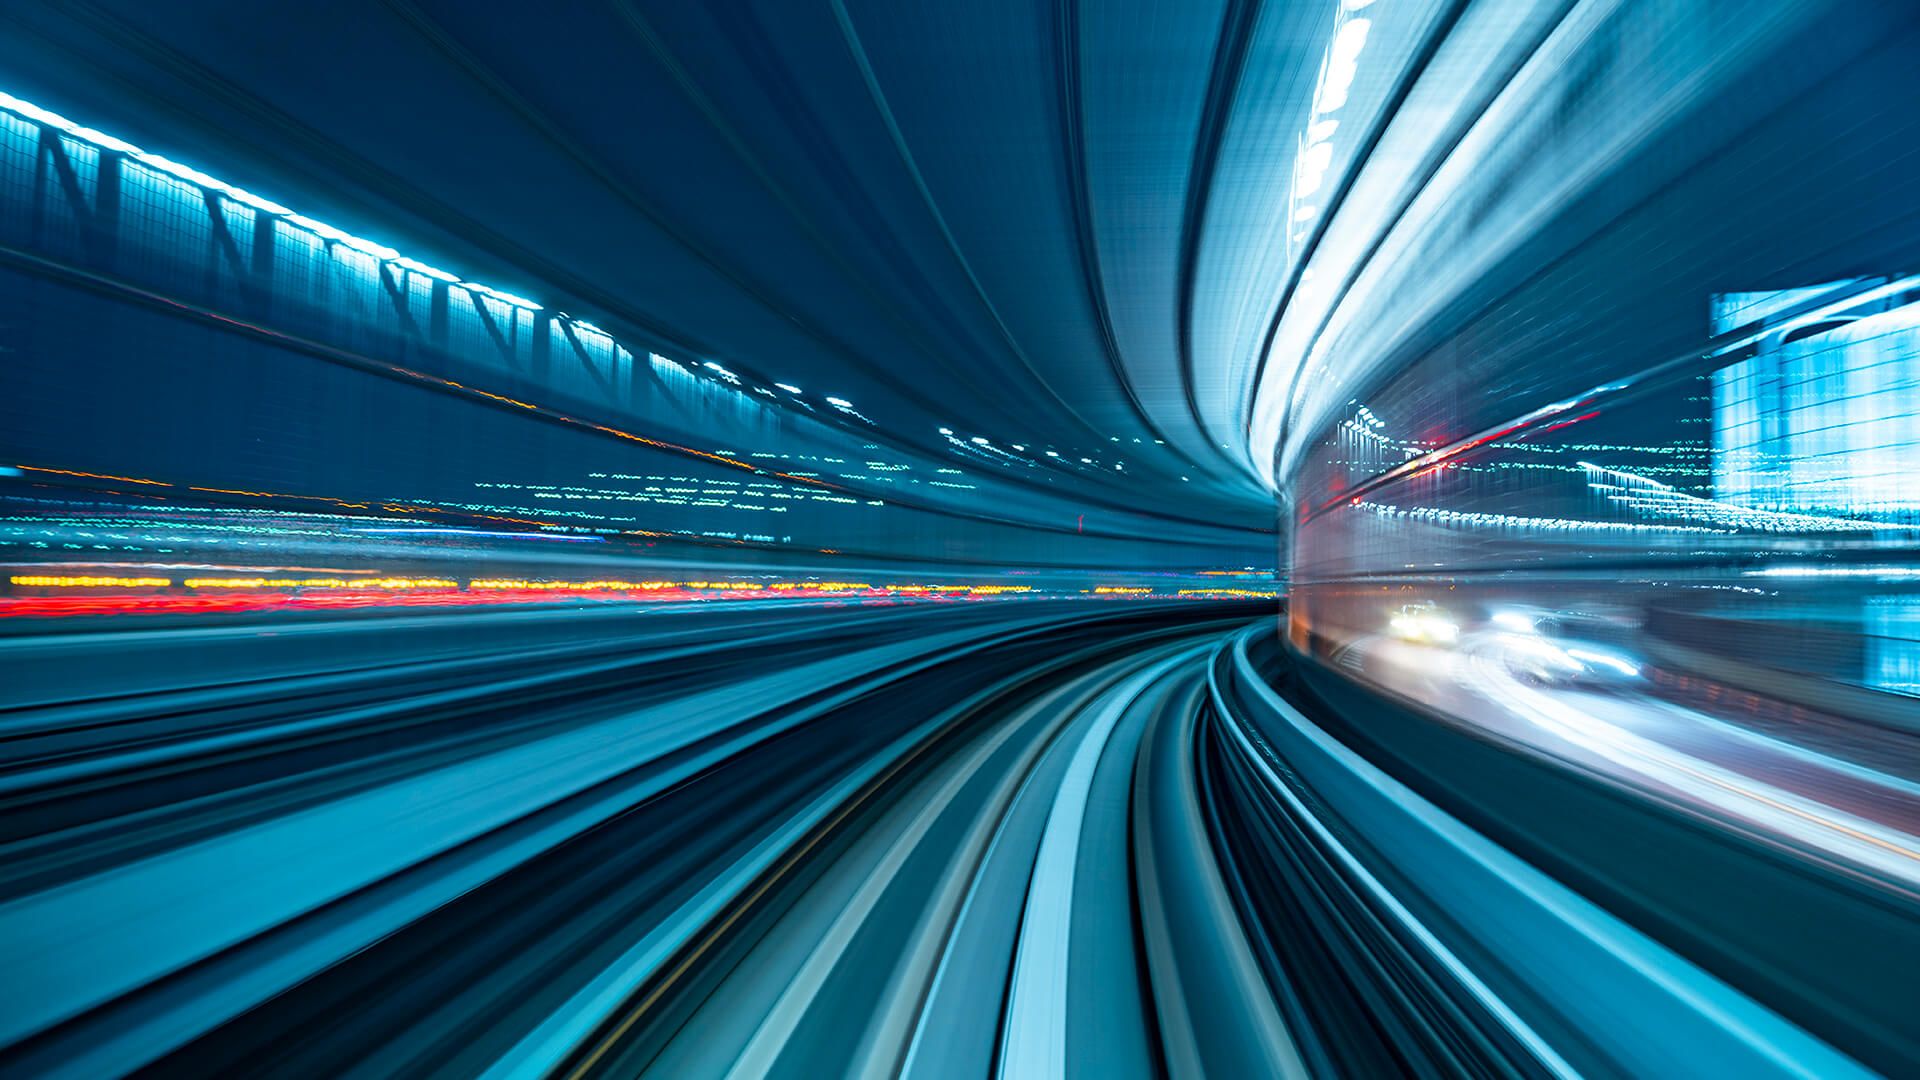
[1276,0,1920,699]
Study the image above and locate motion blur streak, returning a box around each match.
[4,0,1920,1075]
[0,604,1868,1078]
[0,603,1206,1076]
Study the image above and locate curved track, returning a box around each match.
[0,602,1900,1076]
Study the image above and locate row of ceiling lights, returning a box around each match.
[1,88,1202,489]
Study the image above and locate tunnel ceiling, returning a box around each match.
[0,0,1374,537]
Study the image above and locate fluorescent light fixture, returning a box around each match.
[341,236,401,261]
[0,90,572,319]
[75,127,141,155]
[0,92,72,132]
[224,188,294,216]
[464,283,541,310]
[0,88,873,441]
[393,257,458,282]
[285,214,351,243]
[140,155,225,191]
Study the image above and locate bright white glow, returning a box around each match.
[1390,608,1460,646]
[0,92,75,134]
[703,362,736,377]
[1565,647,1641,678]
[278,213,400,261]
[1319,76,1353,114]
[971,437,990,445]
[826,397,853,408]
[1280,5,1375,302]
[134,153,223,191]
[394,257,459,282]
[72,126,140,155]
[1079,457,1093,464]
[1046,451,1060,457]
[1491,609,1539,633]
[1011,445,1026,452]
[1497,633,1580,672]
[285,214,350,243]
[776,383,802,394]
[135,147,296,216]
[938,427,954,436]
[1332,17,1371,61]
[224,188,294,216]
[464,283,541,310]
[341,236,401,261]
